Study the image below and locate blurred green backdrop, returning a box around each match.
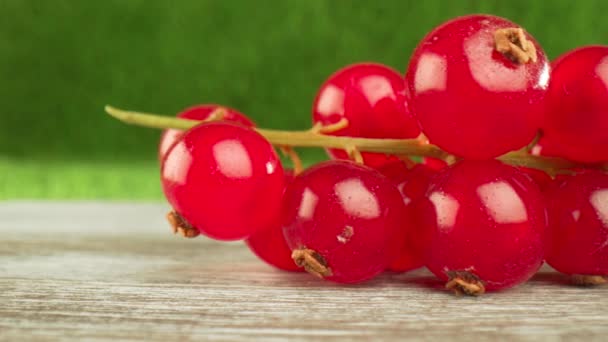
[1,0,606,199]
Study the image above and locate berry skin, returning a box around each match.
[313,63,420,168]
[378,162,436,272]
[518,167,552,191]
[246,169,302,272]
[282,160,406,283]
[414,160,546,293]
[161,122,283,241]
[158,104,254,160]
[529,137,562,160]
[423,157,448,171]
[545,171,608,278]
[541,46,608,163]
[405,15,549,159]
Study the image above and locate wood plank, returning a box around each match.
[1,202,607,341]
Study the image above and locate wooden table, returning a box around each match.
[1,202,607,341]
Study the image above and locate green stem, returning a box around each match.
[105,105,589,174]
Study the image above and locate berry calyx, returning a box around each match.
[291,248,333,278]
[166,211,200,238]
[161,121,284,241]
[494,27,538,64]
[571,275,607,287]
[405,15,549,159]
[445,270,485,296]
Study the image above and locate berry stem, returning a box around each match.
[279,146,303,175]
[311,118,349,134]
[345,145,364,164]
[106,105,448,158]
[206,107,227,121]
[105,105,597,173]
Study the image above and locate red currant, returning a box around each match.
[313,63,420,168]
[545,171,608,281]
[161,122,283,241]
[414,160,546,294]
[377,159,411,182]
[529,137,562,159]
[245,169,302,272]
[282,160,405,283]
[378,162,436,272]
[541,46,608,163]
[158,104,254,160]
[518,167,552,191]
[423,157,448,171]
[405,15,549,159]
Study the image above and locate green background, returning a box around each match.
[1,0,606,199]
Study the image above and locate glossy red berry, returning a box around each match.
[377,159,411,181]
[541,46,608,163]
[518,167,552,191]
[246,169,302,272]
[423,157,448,171]
[282,160,406,283]
[529,137,562,159]
[159,104,254,160]
[405,15,549,159]
[378,162,436,272]
[161,122,283,241]
[313,63,420,168]
[414,160,546,293]
[545,171,608,278]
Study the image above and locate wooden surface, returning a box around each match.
[1,202,607,341]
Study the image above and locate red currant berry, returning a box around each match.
[313,63,420,168]
[246,169,302,272]
[414,160,546,294]
[529,137,562,159]
[405,15,549,159]
[423,157,448,171]
[159,104,254,160]
[378,162,436,272]
[377,159,410,181]
[518,166,552,191]
[283,160,406,283]
[161,122,283,241]
[545,171,608,283]
[542,46,608,163]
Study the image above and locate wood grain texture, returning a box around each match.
[1,201,607,341]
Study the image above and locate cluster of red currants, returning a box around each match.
[155,14,608,295]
